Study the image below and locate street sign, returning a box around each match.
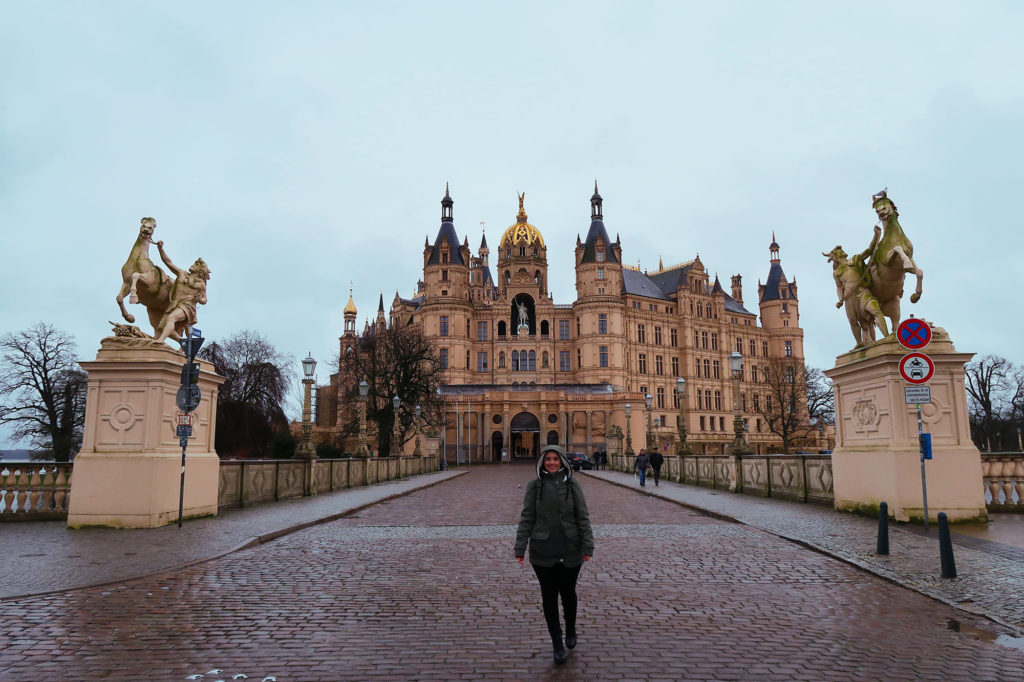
[899,352,935,384]
[176,413,193,427]
[175,424,193,438]
[176,385,201,412]
[897,318,932,350]
[905,386,932,404]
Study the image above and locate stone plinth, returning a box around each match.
[824,325,986,523]
[67,337,225,528]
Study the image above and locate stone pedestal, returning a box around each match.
[67,337,225,528]
[824,325,986,523]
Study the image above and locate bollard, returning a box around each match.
[876,502,889,555]
[938,512,957,579]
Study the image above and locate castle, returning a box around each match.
[322,184,805,461]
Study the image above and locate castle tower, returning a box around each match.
[497,192,549,337]
[757,232,803,358]
[343,285,358,336]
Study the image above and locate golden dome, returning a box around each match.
[343,286,358,316]
[499,192,545,249]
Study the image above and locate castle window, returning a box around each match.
[701,331,708,349]
[478,321,488,341]
[440,348,449,369]
[694,330,699,348]
[577,348,582,368]
[466,350,470,369]
[673,390,680,409]
[477,352,488,372]
[441,252,449,264]
[785,341,793,357]
[784,319,790,327]
[782,303,788,313]
[520,246,526,257]
[763,341,769,356]
[753,394,760,410]
[711,333,718,351]
[540,320,549,337]
[657,387,665,409]
[655,355,664,375]
[559,350,570,372]
[638,324,645,343]
[542,351,549,368]
[697,303,703,318]
[599,346,608,368]
[599,314,608,334]
[756,418,762,433]
[709,416,715,431]
[705,389,712,409]
[714,391,722,411]
[638,353,647,373]
[751,366,758,382]
[440,316,449,337]
[498,321,507,337]
[528,350,536,371]
[706,303,712,317]
[703,359,710,378]
[700,416,706,431]
[749,339,756,356]
[512,351,520,371]
[577,319,581,336]
[441,269,448,281]
[597,250,605,262]
[499,351,506,368]
[671,357,679,376]
[597,267,604,280]
[720,416,725,431]
[712,360,720,379]
[654,327,662,345]
[559,320,570,340]
[670,328,678,347]
[441,290,448,296]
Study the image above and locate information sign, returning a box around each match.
[899,353,935,385]
[176,413,193,427]
[176,385,201,412]
[175,424,193,438]
[904,386,932,404]
[897,318,932,350]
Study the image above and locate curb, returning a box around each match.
[1,470,467,603]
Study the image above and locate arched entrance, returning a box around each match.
[510,411,540,460]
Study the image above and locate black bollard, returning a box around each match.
[938,512,957,579]
[876,502,889,555]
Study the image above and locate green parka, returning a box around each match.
[514,447,595,567]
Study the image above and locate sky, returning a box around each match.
[1,1,1022,446]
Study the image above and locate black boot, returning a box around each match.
[565,627,578,650]
[551,632,567,664]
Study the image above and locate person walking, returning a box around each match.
[515,446,595,665]
[634,448,650,487]
[649,447,664,486]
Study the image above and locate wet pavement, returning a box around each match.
[2,463,1024,680]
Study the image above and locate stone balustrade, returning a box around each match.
[981,452,1024,512]
[1,456,432,521]
[0,463,73,519]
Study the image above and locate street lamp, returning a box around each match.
[391,394,402,456]
[357,380,369,455]
[295,353,317,459]
[436,386,446,470]
[676,377,690,455]
[624,403,634,456]
[729,351,751,455]
[644,393,654,450]
[414,404,422,456]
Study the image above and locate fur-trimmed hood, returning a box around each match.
[535,445,573,481]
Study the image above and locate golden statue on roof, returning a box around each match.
[500,192,545,249]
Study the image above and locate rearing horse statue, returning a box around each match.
[863,189,923,336]
[115,217,172,336]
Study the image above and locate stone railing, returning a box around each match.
[610,452,834,505]
[981,452,1024,512]
[0,463,73,520]
[1,456,432,520]
[217,456,430,509]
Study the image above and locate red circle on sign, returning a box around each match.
[899,353,934,384]
[897,318,931,350]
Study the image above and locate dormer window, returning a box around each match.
[519,246,526,257]
[441,252,448,264]
[596,250,605,262]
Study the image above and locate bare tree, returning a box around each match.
[965,355,1015,451]
[753,359,832,453]
[199,330,295,458]
[0,323,87,462]
[340,326,444,455]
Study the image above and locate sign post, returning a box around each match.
[898,317,932,530]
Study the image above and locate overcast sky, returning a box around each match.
[2,2,1021,447]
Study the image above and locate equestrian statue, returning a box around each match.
[824,189,923,349]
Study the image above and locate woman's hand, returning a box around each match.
[584,555,591,562]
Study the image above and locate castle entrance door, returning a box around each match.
[510,411,540,460]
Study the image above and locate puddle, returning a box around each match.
[947,619,1024,651]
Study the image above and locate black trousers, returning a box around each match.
[532,563,582,639]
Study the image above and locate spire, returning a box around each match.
[378,292,384,313]
[580,182,616,263]
[769,231,780,262]
[344,282,358,316]
[441,183,453,222]
[479,224,488,250]
[591,180,603,220]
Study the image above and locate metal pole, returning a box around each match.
[918,403,929,531]
[177,438,187,528]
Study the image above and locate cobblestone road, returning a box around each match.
[3,464,1024,681]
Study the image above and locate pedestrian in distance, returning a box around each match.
[649,447,664,486]
[634,448,650,487]
[515,445,595,665]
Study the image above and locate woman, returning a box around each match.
[515,445,595,665]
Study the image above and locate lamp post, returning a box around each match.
[295,353,317,459]
[414,404,422,456]
[624,403,634,456]
[644,393,654,451]
[676,377,690,455]
[729,351,751,455]
[391,395,402,456]
[357,379,369,455]
[436,386,446,470]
